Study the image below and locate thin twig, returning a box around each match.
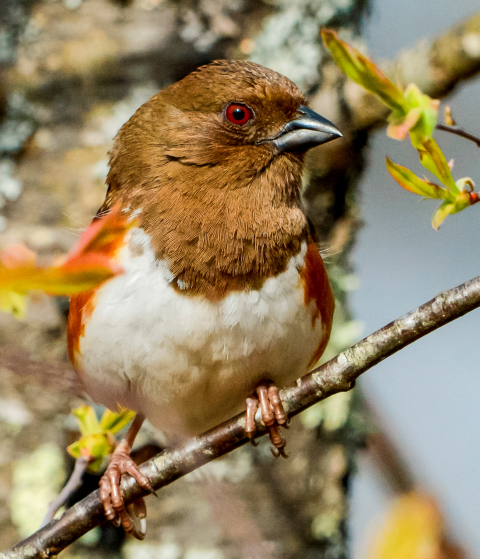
[436,123,480,148]
[41,457,90,528]
[2,274,480,559]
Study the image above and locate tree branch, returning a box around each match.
[3,274,480,558]
[40,457,89,529]
[437,123,480,148]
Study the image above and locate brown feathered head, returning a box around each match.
[102,60,342,298]
[106,60,341,201]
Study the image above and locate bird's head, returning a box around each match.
[106,60,341,203]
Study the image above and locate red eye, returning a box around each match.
[225,103,253,125]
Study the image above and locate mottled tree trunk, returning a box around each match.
[0,1,368,557]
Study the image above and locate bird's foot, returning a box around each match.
[99,439,155,540]
[245,382,289,458]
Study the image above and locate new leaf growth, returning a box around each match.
[0,206,133,317]
[321,28,480,229]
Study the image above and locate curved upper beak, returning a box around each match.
[268,105,342,153]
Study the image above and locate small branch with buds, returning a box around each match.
[3,274,480,559]
[437,124,480,149]
[437,106,480,148]
[436,108,480,206]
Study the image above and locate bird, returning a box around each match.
[67,59,342,539]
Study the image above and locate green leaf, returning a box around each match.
[418,138,458,196]
[455,177,475,192]
[321,29,406,113]
[400,84,440,147]
[432,200,456,230]
[416,98,439,140]
[321,31,441,147]
[451,190,472,213]
[386,158,446,199]
[99,408,135,434]
[0,206,135,319]
[387,108,421,141]
[72,405,101,436]
[431,191,471,230]
[404,84,439,137]
[67,433,115,472]
[68,405,135,472]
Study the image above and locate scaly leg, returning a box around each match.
[99,413,154,539]
[245,382,289,458]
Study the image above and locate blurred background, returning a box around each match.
[351,1,480,557]
[0,0,479,558]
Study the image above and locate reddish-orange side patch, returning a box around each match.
[300,243,335,368]
[67,290,96,369]
[66,206,130,369]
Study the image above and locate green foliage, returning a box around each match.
[321,29,405,113]
[321,28,479,229]
[67,405,135,472]
[0,206,132,318]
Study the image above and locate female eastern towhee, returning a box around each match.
[67,59,342,538]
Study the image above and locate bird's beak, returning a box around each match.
[268,105,343,153]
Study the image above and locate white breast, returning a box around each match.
[78,228,324,439]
